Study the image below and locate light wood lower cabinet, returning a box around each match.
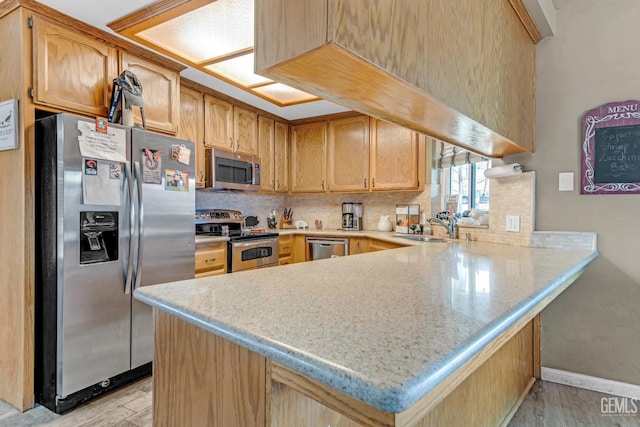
[349,237,369,255]
[154,311,265,426]
[195,241,227,277]
[278,234,293,265]
[153,311,537,426]
[32,15,117,116]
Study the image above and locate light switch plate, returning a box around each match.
[559,172,574,191]
[506,215,520,232]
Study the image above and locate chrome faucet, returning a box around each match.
[428,216,458,239]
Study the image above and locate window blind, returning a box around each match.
[435,140,488,169]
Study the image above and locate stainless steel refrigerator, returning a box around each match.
[35,113,195,413]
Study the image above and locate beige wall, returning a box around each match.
[507,0,640,384]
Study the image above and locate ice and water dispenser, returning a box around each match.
[80,211,118,264]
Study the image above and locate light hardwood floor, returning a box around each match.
[509,380,640,427]
[1,378,638,426]
[0,377,152,427]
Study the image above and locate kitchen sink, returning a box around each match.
[393,235,446,243]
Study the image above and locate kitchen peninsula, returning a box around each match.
[135,236,597,426]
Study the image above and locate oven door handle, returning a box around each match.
[231,239,277,248]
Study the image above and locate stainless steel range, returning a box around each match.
[195,209,279,272]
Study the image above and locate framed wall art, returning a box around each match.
[0,99,18,152]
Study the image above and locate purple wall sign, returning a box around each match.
[581,100,640,194]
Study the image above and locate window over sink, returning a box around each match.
[435,140,490,215]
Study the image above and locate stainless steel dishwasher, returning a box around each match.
[306,237,349,261]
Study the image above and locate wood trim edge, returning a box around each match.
[499,377,537,427]
[533,314,541,379]
[107,0,211,33]
[0,0,20,18]
[508,0,543,43]
[270,363,395,427]
[180,78,288,123]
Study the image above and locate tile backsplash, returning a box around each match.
[196,191,285,227]
[281,189,435,231]
[196,188,435,230]
[196,172,537,247]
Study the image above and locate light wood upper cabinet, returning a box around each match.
[120,52,179,134]
[327,115,369,192]
[178,85,205,188]
[370,118,421,191]
[233,106,258,156]
[290,122,327,193]
[259,118,289,193]
[32,16,117,116]
[258,116,275,192]
[204,95,234,150]
[274,121,289,193]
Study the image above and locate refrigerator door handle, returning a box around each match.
[124,162,134,295]
[133,161,144,291]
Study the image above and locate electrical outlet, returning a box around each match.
[506,215,520,232]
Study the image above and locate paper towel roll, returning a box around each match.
[484,163,522,179]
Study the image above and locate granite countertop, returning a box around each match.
[137,239,597,413]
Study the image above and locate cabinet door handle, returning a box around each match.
[204,258,216,263]
[322,180,325,190]
[276,180,280,191]
[372,177,375,188]
[364,178,367,188]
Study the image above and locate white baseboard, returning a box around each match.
[541,367,640,400]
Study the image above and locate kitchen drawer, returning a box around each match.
[279,235,293,256]
[278,256,292,266]
[368,239,406,252]
[195,246,227,275]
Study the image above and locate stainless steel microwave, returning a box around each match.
[205,148,261,191]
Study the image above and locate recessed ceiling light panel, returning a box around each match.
[137,0,254,63]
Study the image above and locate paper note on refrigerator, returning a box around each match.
[141,149,162,184]
[78,121,127,162]
[82,159,121,206]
